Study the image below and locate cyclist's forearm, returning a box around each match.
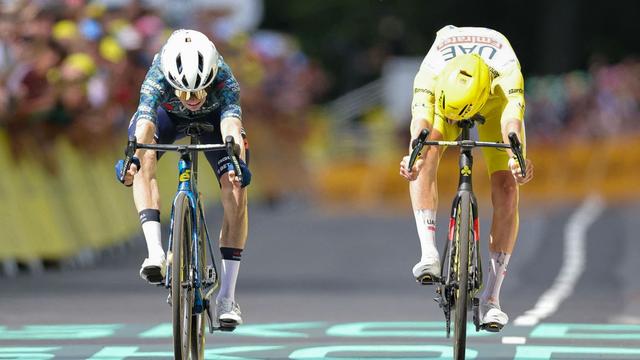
[133,119,156,159]
[410,117,431,147]
[220,116,246,160]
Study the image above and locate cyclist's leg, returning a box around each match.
[410,116,459,282]
[478,109,518,327]
[202,117,248,326]
[130,108,178,283]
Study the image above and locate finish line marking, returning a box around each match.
[514,195,605,326]
[502,336,527,344]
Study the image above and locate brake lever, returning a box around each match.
[407,128,430,172]
[120,136,138,182]
[508,132,526,178]
[225,136,243,181]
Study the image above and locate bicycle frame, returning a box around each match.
[441,122,483,334]
[164,140,219,315]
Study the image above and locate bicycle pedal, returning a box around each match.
[480,323,504,333]
[416,274,439,285]
[218,325,236,332]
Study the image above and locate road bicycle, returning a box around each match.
[120,122,244,360]
[407,117,526,360]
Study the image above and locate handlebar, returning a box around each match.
[120,136,243,182]
[406,129,527,177]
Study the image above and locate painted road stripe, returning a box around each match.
[502,336,527,344]
[514,195,605,326]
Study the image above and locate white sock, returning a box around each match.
[217,259,240,302]
[141,221,164,260]
[414,209,439,261]
[481,251,511,307]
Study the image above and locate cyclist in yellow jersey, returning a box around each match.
[400,25,534,330]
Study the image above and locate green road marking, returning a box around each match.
[137,324,172,338]
[289,345,478,359]
[87,346,284,360]
[0,347,59,359]
[326,322,493,338]
[233,323,325,338]
[514,345,640,359]
[87,347,171,359]
[139,322,325,338]
[204,346,285,360]
[531,323,640,340]
[0,325,121,340]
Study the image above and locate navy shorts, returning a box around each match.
[128,107,246,182]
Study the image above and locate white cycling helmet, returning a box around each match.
[160,29,219,93]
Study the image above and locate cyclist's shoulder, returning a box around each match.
[141,53,172,96]
[212,56,240,93]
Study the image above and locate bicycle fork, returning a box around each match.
[435,193,483,338]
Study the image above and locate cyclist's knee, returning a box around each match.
[220,185,247,216]
[490,171,518,208]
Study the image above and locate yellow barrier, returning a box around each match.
[0,130,229,266]
[312,134,640,208]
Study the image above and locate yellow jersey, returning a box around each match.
[412,25,525,128]
[411,25,526,173]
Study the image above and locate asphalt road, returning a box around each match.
[1,197,640,359]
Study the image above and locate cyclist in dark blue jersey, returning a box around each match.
[116,29,250,328]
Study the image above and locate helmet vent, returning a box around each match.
[460,70,472,77]
[181,75,189,88]
[197,52,204,72]
[459,104,469,116]
[167,73,180,88]
[185,37,191,43]
[440,92,446,109]
[203,68,214,87]
[194,74,201,89]
[176,55,183,73]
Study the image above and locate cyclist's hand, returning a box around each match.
[115,157,140,187]
[509,157,534,185]
[227,159,251,188]
[399,155,424,181]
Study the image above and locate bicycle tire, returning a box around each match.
[190,314,205,359]
[172,192,193,360]
[453,192,472,360]
[190,217,207,360]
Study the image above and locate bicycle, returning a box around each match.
[407,117,526,360]
[119,122,244,360]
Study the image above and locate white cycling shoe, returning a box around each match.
[139,256,166,284]
[216,298,243,328]
[480,302,509,332]
[412,256,441,285]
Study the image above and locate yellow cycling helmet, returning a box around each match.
[435,54,491,121]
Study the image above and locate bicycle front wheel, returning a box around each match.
[190,217,207,360]
[172,192,194,360]
[453,192,472,360]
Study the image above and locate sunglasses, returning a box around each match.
[175,89,207,101]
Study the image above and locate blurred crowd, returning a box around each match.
[0,0,327,182]
[525,58,640,141]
